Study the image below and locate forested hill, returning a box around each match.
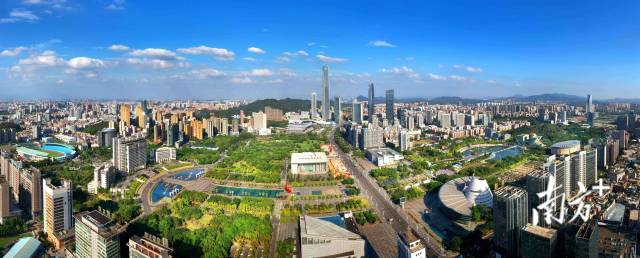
[197,98,311,119]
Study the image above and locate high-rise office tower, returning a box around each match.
[628,111,637,135]
[252,111,268,130]
[113,133,147,173]
[586,94,593,113]
[493,186,528,258]
[165,122,178,147]
[526,170,561,228]
[120,104,131,127]
[32,124,41,139]
[0,176,11,223]
[368,83,375,122]
[385,89,394,124]
[399,129,409,151]
[520,223,558,258]
[334,96,342,124]
[322,65,330,121]
[43,179,73,249]
[135,104,145,128]
[74,210,122,258]
[352,100,363,124]
[18,167,42,219]
[98,128,117,147]
[310,92,317,120]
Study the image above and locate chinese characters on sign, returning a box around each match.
[532,177,610,226]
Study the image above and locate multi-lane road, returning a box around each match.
[329,127,448,257]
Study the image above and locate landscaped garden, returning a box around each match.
[129,191,272,258]
[206,133,325,183]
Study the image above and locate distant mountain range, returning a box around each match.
[357,93,640,105]
[203,94,640,118]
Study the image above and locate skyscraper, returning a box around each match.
[113,133,147,173]
[368,83,375,122]
[334,96,342,124]
[493,186,528,258]
[310,92,317,120]
[322,65,330,121]
[43,179,73,249]
[586,94,593,113]
[74,210,122,258]
[385,89,394,124]
[120,104,131,127]
[352,100,363,124]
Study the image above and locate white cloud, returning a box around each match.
[278,68,296,77]
[276,56,290,63]
[307,42,316,46]
[283,50,309,57]
[190,68,225,79]
[449,75,468,81]
[247,47,266,54]
[130,48,181,60]
[56,79,63,84]
[230,77,255,84]
[108,44,130,51]
[10,9,39,21]
[177,45,235,60]
[243,57,257,62]
[246,69,274,77]
[67,57,105,69]
[1,9,39,23]
[488,79,497,84]
[106,0,125,10]
[368,40,395,48]
[380,66,419,79]
[316,54,348,63]
[427,73,447,81]
[465,66,483,73]
[126,58,172,69]
[18,50,65,67]
[453,64,483,73]
[0,47,27,57]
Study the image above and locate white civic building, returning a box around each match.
[290,152,328,175]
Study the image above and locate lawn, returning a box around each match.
[207,133,325,183]
[0,232,31,251]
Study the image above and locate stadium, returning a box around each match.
[16,143,77,161]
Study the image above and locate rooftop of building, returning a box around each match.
[494,185,527,198]
[291,152,328,163]
[522,223,556,239]
[598,226,636,256]
[366,147,402,157]
[299,215,362,240]
[75,210,122,238]
[604,202,625,224]
[3,236,41,258]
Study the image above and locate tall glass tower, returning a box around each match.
[310,92,317,120]
[322,65,330,121]
[368,83,375,122]
[385,89,394,125]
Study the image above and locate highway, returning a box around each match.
[329,127,448,257]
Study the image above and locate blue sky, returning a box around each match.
[0,0,639,100]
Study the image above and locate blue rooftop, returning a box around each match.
[3,236,41,258]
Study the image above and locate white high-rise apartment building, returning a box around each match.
[113,133,147,173]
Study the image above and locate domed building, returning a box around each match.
[438,176,493,224]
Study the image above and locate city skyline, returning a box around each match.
[0,1,639,100]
